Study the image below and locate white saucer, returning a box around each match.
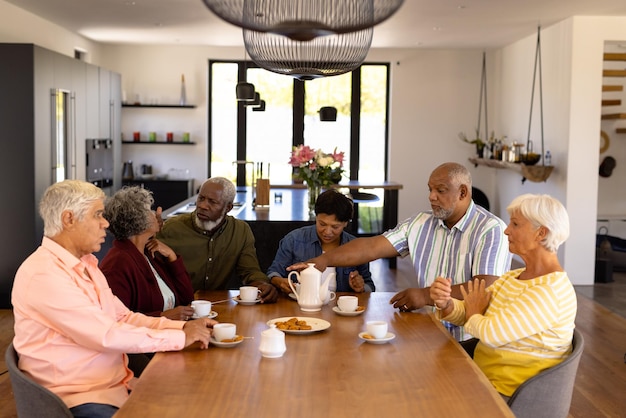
[358,331,396,344]
[235,296,261,306]
[191,311,218,319]
[288,293,297,301]
[210,336,244,348]
[332,306,365,316]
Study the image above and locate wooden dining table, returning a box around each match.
[114,291,513,417]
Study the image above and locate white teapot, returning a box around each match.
[288,263,332,312]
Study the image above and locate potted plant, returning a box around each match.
[459,129,487,158]
[459,130,507,159]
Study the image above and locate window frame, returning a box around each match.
[207,60,391,187]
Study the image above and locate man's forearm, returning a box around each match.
[321,236,396,267]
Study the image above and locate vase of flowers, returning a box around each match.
[289,145,345,214]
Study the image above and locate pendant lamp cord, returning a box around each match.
[526,26,545,165]
[477,51,489,142]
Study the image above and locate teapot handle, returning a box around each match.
[287,271,300,300]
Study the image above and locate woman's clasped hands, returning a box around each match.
[430,277,453,312]
[460,278,491,320]
[430,277,492,320]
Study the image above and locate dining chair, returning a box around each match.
[472,187,490,211]
[460,330,584,418]
[507,329,584,418]
[4,343,74,418]
[349,190,382,236]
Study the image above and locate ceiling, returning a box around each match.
[6,0,626,49]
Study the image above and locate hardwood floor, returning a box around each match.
[0,259,624,417]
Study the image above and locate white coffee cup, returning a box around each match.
[213,323,237,342]
[337,295,358,312]
[240,286,260,302]
[191,300,212,317]
[366,320,388,339]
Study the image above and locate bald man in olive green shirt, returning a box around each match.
[157,177,278,302]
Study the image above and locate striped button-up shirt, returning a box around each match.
[384,201,511,288]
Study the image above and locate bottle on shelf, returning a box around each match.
[180,74,187,106]
[545,150,552,166]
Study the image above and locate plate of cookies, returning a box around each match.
[266,317,331,335]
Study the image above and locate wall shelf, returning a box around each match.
[122,141,196,145]
[468,157,554,184]
[603,69,626,77]
[601,113,626,120]
[122,104,196,109]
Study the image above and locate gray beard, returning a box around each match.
[194,213,225,232]
[432,207,453,220]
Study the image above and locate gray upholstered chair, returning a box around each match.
[507,329,584,418]
[461,329,584,418]
[5,343,73,418]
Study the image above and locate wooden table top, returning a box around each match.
[114,291,513,417]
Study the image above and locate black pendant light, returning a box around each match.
[236,82,256,101]
[319,106,337,122]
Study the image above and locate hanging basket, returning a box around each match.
[521,164,554,183]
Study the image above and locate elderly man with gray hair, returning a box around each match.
[11,180,215,418]
[157,177,279,302]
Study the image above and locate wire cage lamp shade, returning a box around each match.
[243,27,373,80]
[202,0,404,42]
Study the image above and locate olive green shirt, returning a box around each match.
[156,212,269,291]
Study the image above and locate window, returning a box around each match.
[208,61,390,187]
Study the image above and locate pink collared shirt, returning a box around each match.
[12,237,186,409]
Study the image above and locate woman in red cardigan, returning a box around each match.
[101,187,194,320]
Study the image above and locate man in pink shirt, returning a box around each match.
[12,180,215,418]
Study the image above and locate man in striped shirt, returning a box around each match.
[288,162,511,326]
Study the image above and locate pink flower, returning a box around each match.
[289,145,316,167]
[332,148,345,166]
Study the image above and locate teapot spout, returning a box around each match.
[319,272,332,297]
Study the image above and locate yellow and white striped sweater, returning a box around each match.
[441,268,577,396]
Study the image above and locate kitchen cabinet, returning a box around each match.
[123,179,194,210]
[0,43,121,308]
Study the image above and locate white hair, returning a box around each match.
[39,180,105,237]
[506,194,569,253]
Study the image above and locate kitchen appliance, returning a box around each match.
[86,139,114,194]
[122,161,134,181]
